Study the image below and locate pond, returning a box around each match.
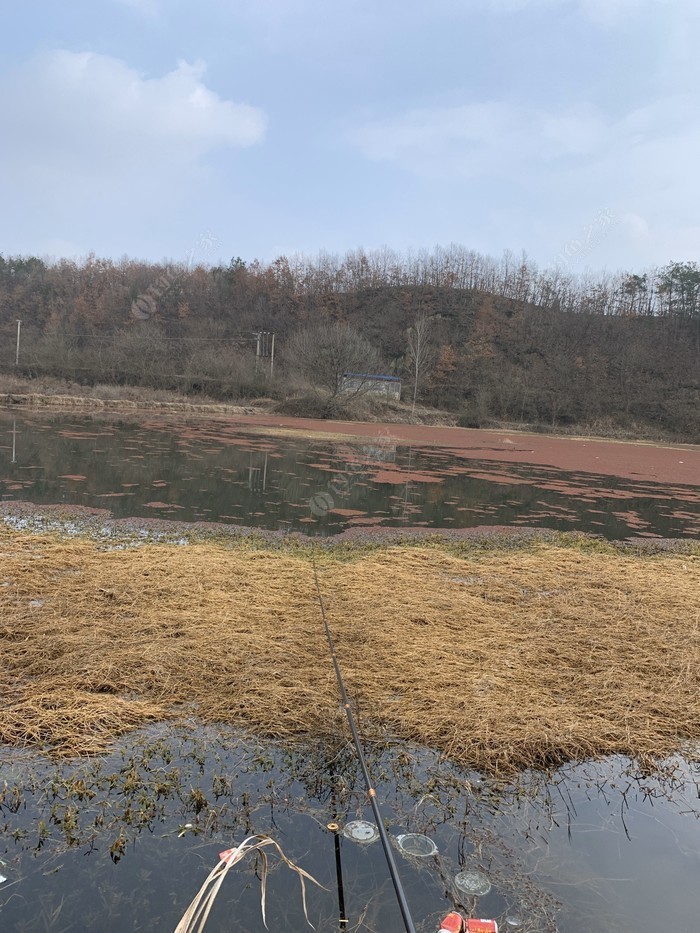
[0,726,698,932]
[1,412,698,539]
[1,408,699,931]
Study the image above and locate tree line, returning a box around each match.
[0,247,698,440]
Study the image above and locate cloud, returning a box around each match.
[350,92,700,267]
[351,92,700,188]
[0,51,265,177]
[0,50,266,257]
[350,101,607,178]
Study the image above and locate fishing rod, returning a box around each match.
[326,755,348,928]
[312,558,418,933]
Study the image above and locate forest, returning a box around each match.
[0,246,698,441]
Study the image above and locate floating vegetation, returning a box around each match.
[0,527,699,773]
[2,409,700,539]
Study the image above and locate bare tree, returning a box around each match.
[287,322,383,399]
[406,314,434,416]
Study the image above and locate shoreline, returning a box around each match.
[4,388,698,450]
[3,395,699,486]
[2,501,698,555]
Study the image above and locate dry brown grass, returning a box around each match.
[1,528,698,772]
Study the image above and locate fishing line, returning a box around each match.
[312,557,417,933]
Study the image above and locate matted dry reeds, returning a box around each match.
[1,527,698,772]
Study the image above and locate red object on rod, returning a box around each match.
[438,915,499,933]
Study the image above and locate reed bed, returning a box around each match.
[0,528,698,772]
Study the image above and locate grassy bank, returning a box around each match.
[3,373,695,442]
[0,373,457,429]
[1,527,698,772]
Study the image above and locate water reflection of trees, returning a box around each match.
[1,412,697,539]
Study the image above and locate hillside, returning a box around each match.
[0,248,698,441]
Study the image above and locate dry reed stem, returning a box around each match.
[1,528,698,772]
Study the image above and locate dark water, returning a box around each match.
[0,412,698,539]
[1,727,698,932]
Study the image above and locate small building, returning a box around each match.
[340,373,401,399]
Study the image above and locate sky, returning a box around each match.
[1,0,699,272]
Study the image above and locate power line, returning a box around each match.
[0,332,254,342]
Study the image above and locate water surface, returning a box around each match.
[1,412,698,539]
[0,727,698,932]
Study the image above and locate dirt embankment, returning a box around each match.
[1,528,698,772]
[2,392,258,417]
[1,386,454,426]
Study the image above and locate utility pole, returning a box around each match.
[255,331,261,374]
[15,320,21,366]
[254,331,276,378]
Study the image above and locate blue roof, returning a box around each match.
[342,373,401,382]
